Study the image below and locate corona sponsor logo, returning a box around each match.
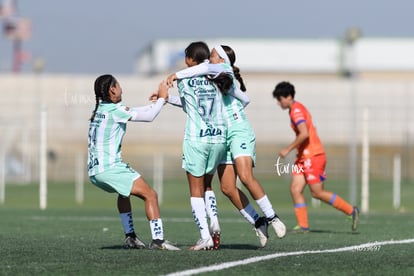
[188,78,210,88]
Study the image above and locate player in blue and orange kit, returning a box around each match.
[272,81,359,233]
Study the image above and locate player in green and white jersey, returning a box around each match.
[88,74,179,251]
[167,45,286,247]
[160,41,233,250]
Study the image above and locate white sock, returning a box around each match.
[256,195,276,219]
[191,197,210,240]
[204,190,220,231]
[240,203,260,225]
[149,218,164,241]
[120,212,134,235]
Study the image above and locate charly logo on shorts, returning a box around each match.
[274,156,304,176]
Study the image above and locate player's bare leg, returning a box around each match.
[130,176,160,220]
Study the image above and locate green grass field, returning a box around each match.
[1,179,413,275]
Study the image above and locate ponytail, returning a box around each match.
[221,45,247,92]
[232,65,246,92]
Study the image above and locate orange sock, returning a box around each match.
[294,203,309,229]
[329,194,353,215]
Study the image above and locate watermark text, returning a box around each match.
[274,156,304,176]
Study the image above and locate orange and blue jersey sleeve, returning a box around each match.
[290,102,307,128]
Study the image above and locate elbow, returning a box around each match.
[299,133,309,142]
[145,115,157,122]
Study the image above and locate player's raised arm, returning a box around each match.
[129,81,169,122]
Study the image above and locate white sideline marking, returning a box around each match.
[165,239,414,276]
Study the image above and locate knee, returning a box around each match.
[149,189,158,200]
[310,190,321,199]
[238,172,254,187]
[290,185,302,195]
[138,188,158,201]
[221,184,234,197]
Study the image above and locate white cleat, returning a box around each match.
[149,239,181,251]
[269,216,287,239]
[189,237,214,251]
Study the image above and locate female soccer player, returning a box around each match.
[272,81,359,233]
[88,74,179,250]
[165,41,229,251]
[167,45,286,247]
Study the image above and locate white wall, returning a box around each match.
[1,74,413,181]
[1,74,413,146]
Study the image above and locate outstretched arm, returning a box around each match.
[129,98,165,122]
[167,62,232,86]
[129,81,169,122]
[177,63,232,79]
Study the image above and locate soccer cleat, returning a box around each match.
[211,231,221,250]
[254,217,269,247]
[268,216,287,238]
[149,239,181,251]
[209,221,221,250]
[124,236,146,249]
[288,225,310,234]
[189,237,214,251]
[351,206,360,231]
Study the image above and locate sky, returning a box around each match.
[1,0,414,74]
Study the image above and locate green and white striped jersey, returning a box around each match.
[88,102,131,176]
[177,76,226,144]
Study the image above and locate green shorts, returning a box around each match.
[221,123,256,166]
[182,140,226,177]
[89,162,140,197]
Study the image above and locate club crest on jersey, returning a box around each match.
[200,127,223,137]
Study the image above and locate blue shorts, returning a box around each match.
[182,140,226,177]
[89,162,140,197]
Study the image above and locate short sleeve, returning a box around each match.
[290,106,306,126]
[112,104,132,123]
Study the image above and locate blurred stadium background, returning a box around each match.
[1,36,414,211]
